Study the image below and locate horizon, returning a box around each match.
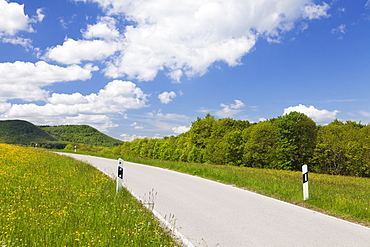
[0,0,369,141]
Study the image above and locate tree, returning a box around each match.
[188,114,216,149]
[224,130,244,166]
[276,112,317,171]
[242,121,278,168]
[312,120,370,176]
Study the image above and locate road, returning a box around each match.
[57,153,370,247]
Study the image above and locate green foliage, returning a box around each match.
[118,114,370,177]
[242,120,278,169]
[276,112,317,170]
[0,120,123,150]
[111,114,370,177]
[64,144,75,151]
[41,125,123,147]
[0,120,56,145]
[311,121,370,177]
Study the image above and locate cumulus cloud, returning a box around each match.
[1,80,148,131]
[83,16,119,40]
[73,0,331,82]
[172,125,190,134]
[0,61,94,101]
[0,0,32,36]
[158,91,176,104]
[283,104,339,123]
[0,102,11,113]
[45,38,119,64]
[216,99,245,118]
[47,92,88,105]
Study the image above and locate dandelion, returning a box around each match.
[0,144,179,246]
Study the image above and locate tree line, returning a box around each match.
[111,112,370,177]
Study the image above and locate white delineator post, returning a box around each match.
[116,158,124,193]
[302,164,309,200]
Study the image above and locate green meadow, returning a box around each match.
[0,144,179,246]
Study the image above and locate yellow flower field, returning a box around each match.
[0,144,178,246]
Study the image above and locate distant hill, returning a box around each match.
[0,120,123,148]
[41,125,123,147]
[0,120,56,145]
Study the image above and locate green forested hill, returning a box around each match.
[41,125,123,147]
[0,120,123,148]
[0,120,56,144]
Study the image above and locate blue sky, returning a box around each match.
[0,0,369,141]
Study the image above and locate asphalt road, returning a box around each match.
[57,153,370,247]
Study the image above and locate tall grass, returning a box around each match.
[0,144,179,246]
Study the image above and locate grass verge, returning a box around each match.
[60,150,370,228]
[0,144,179,246]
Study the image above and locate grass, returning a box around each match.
[0,144,179,246]
[63,150,370,227]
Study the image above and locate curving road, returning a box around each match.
[57,153,370,247]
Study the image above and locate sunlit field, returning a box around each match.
[0,144,179,246]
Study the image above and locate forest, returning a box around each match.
[111,112,370,177]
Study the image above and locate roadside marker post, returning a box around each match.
[116,158,124,193]
[302,164,309,200]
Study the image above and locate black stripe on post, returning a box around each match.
[302,172,308,184]
[118,166,124,179]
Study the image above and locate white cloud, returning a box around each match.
[45,38,118,64]
[35,8,45,22]
[359,110,370,117]
[75,0,328,82]
[0,61,94,101]
[2,37,33,49]
[0,102,11,113]
[131,110,191,135]
[82,16,119,40]
[0,0,32,36]
[130,122,144,129]
[65,114,118,132]
[366,0,370,9]
[331,24,346,35]
[47,92,88,105]
[158,91,176,104]
[216,99,245,118]
[146,111,189,122]
[302,2,330,20]
[172,125,190,134]
[283,104,339,123]
[120,134,148,142]
[1,80,148,131]
[258,118,267,122]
